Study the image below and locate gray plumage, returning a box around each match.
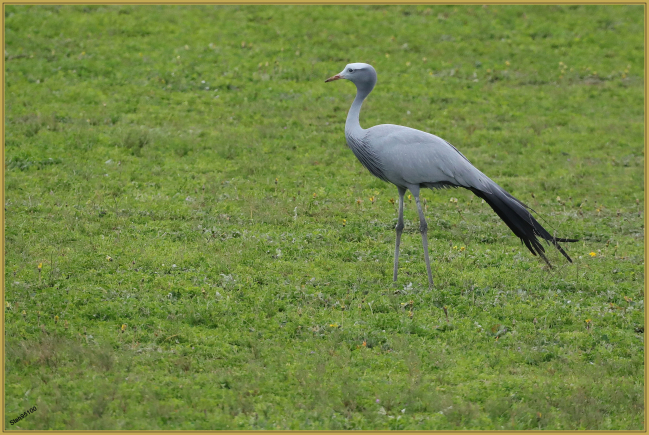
[325,63,577,287]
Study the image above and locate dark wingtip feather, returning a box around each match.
[555,237,579,243]
[470,186,576,266]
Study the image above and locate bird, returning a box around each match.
[325,63,577,288]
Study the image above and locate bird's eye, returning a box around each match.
[348,68,354,73]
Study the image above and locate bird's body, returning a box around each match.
[326,63,576,286]
[350,124,492,192]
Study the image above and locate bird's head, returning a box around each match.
[325,63,377,94]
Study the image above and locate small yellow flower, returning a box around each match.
[453,245,458,250]
[121,324,127,332]
[589,252,596,257]
[38,263,43,270]
[369,196,375,204]
[389,198,395,205]
[385,53,390,58]
[313,193,317,198]
[21,310,26,317]
[106,255,112,261]
[55,315,59,324]
[406,61,411,66]
[460,246,465,251]
[505,60,510,66]
[342,219,347,227]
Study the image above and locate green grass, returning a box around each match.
[4,4,644,430]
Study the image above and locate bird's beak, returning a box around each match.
[324,74,342,83]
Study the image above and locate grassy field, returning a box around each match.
[4,4,645,430]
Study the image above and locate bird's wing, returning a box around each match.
[364,124,494,192]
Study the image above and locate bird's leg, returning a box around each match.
[414,191,434,288]
[393,187,407,282]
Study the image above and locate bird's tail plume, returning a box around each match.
[470,185,577,267]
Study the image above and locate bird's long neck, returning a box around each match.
[345,88,370,141]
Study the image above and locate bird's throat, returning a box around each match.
[345,92,367,141]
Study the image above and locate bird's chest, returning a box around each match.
[346,135,388,182]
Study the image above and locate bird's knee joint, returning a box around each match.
[395,222,405,231]
[419,222,428,233]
